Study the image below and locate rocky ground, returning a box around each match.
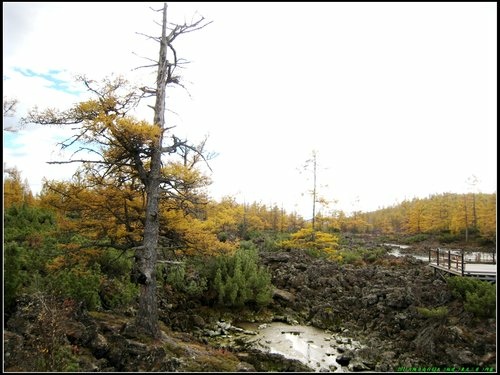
[258,248,496,371]
[4,237,497,372]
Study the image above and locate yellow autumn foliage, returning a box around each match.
[281,227,341,261]
[338,193,496,242]
[160,207,236,257]
[3,167,35,208]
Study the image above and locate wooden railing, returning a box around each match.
[463,252,496,264]
[428,248,464,276]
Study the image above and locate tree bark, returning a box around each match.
[135,2,169,339]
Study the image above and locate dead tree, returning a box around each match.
[133,2,211,338]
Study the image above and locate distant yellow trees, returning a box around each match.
[3,167,34,208]
[341,193,496,242]
[5,166,495,249]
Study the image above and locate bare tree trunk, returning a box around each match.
[135,3,169,339]
[472,193,477,230]
[464,195,469,243]
[132,2,210,338]
[312,151,317,239]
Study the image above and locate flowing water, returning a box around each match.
[387,248,429,262]
[237,322,365,372]
[384,243,429,261]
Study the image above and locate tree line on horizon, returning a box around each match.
[5,165,496,245]
[316,192,496,244]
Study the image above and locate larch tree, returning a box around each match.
[466,175,479,235]
[3,166,35,208]
[301,150,332,238]
[22,3,211,338]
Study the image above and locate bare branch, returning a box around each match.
[161,135,186,154]
[131,51,158,63]
[135,31,161,42]
[140,86,158,95]
[3,97,18,117]
[132,63,159,71]
[69,146,104,160]
[46,159,110,165]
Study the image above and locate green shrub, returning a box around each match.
[210,245,273,307]
[438,233,462,244]
[239,240,255,251]
[363,247,387,262]
[3,204,59,314]
[464,288,495,318]
[364,252,378,263]
[339,246,386,265]
[163,262,208,298]
[446,277,480,299]
[340,250,363,265]
[4,242,24,313]
[166,263,186,290]
[185,277,208,297]
[477,236,496,247]
[217,231,228,242]
[242,231,289,252]
[4,204,56,239]
[446,277,496,318]
[99,277,138,309]
[96,249,133,278]
[48,265,102,310]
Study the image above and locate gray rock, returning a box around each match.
[273,288,296,302]
[348,359,371,372]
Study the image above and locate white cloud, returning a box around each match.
[3,126,81,192]
[3,2,497,216]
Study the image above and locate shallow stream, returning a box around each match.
[384,243,429,261]
[236,322,365,372]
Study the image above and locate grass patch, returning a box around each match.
[417,306,449,321]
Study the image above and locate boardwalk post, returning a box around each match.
[461,251,464,276]
[447,250,451,270]
[437,248,440,266]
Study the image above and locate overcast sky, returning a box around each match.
[3,2,497,218]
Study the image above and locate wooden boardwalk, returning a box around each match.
[428,248,496,282]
